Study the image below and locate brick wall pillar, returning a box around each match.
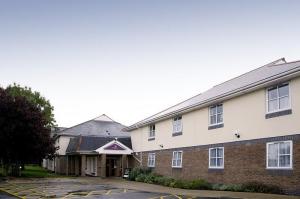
[75,156,80,176]
[81,155,86,176]
[121,155,127,176]
[100,154,106,178]
[66,156,69,176]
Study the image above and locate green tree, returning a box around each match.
[6,83,56,128]
[0,87,56,176]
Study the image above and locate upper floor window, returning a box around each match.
[149,124,155,139]
[173,116,182,134]
[267,83,290,113]
[172,151,183,168]
[147,153,155,167]
[267,141,292,169]
[209,104,223,126]
[209,147,224,169]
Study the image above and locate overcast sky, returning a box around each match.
[1,0,300,127]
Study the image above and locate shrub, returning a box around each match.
[161,177,175,187]
[129,167,152,181]
[169,179,184,188]
[241,181,281,194]
[144,173,156,184]
[135,174,147,182]
[215,184,243,192]
[188,179,212,190]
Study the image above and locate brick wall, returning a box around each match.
[139,134,300,195]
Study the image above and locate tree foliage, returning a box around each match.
[6,83,56,128]
[0,87,55,175]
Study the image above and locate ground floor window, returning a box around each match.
[172,151,183,168]
[147,153,155,167]
[267,140,292,169]
[209,147,224,169]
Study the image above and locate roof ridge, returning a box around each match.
[213,58,288,88]
[59,113,127,133]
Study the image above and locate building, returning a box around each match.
[125,58,300,194]
[43,114,135,177]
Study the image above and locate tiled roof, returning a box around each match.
[66,136,132,154]
[58,114,129,137]
[126,58,300,130]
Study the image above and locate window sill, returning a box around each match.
[265,109,292,119]
[172,166,182,169]
[208,168,224,173]
[148,137,155,141]
[208,123,224,130]
[266,169,293,176]
[172,132,182,137]
[266,167,293,170]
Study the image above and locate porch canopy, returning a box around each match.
[66,136,132,177]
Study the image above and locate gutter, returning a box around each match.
[125,66,300,131]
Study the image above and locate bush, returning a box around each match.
[212,184,243,192]
[135,174,147,182]
[241,181,281,194]
[128,167,282,194]
[188,179,212,190]
[171,179,187,188]
[128,167,152,181]
[144,173,156,184]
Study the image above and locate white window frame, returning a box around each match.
[209,147,224,169]
[147,153,156,168]
[266,83,291,114]
[209,104,223,126]
[172,151,183,168]
[149,124,155,139]
[172,116,183,134]
[266,140,293,169]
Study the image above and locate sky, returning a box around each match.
[1,0,300,127]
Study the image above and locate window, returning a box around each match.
[209,104,223,126]
[173,116,182,134]
[267,141,292,169]
[267,84,290,113]
[147,153,155,167]
[209,147,224,169]
[149,124,155,139]
[172,151,183,168]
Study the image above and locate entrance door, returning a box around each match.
[106,155,121,177]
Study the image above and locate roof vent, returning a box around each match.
[266,57,287,67]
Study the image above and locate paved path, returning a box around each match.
[0,178,299,199]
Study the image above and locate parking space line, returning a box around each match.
[173,195,183,199]
[105,190,112,195]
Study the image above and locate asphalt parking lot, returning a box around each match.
[0,178,238,199]
[1,178,299,199]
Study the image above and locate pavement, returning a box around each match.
[0,177,299,199]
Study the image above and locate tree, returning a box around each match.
[6,83,56,128]
[0,87,55,176]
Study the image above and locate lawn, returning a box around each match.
[1,165,64,178]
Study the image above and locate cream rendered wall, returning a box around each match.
[56,136,72,155]
[131,77,300,152]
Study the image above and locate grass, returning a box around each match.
[1,165,64,178]
[21,165,61,178]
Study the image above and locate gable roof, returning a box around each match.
[66,136,132,155]
[125,58,300,131]
[57,114,129,137]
